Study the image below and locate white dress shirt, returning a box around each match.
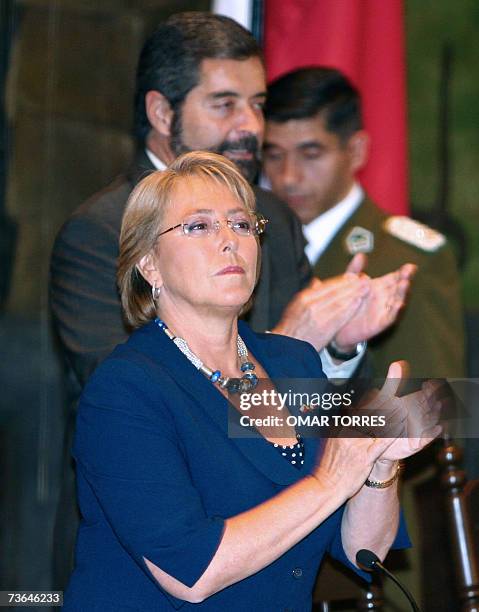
[303,183,364,265]
[301,183,366,375]
[145,148,167,171]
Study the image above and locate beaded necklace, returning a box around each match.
[155,318,258,393]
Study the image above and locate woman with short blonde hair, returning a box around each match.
[118,151,261,328]
[64,151,439,612]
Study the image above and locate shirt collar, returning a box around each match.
[303,182,364,265]
[145,148,167,171]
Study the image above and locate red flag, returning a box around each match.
[264,0,409,215]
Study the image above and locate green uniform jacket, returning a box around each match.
[314,198,465,379]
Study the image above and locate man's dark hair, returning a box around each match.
[264,67,363,142]
[134,12,262,143]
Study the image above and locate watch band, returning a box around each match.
[365,462,402,489]
[327,340,364,361]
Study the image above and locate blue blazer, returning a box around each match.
[64,320,407,611]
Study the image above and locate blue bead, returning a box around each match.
[155,318,166,329]
[243,373,258,389]
[240,361,255,372]
[210,370,221,382]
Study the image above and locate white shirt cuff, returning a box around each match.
[319,341,366,381]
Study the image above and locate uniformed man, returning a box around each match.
[263,66,465,380]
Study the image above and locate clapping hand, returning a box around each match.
[272,271,370,350]
[333,262,417,350]
[311,361,443,499]
[362,361,443,461]
[273,253,416,354]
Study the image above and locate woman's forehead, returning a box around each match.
[166,175,246,217]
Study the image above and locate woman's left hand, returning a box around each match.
[375,366,444,462]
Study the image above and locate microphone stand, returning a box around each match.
[372,559,421,612]
[357,549,421,612]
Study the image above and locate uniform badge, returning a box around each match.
[384,216,446,252]
[345,226,374,255]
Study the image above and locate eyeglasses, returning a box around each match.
[158,212,268,238]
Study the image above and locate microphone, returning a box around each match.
[356,549,421,612]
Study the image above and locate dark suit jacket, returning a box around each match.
[50,152,311,392]
[64,321,407,611]
[314,198,465,379]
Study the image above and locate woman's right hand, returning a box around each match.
[310,361,418,500]
[311,433,395,501]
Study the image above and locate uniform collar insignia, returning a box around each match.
[344,226,375,255]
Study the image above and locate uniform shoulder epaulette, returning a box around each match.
[383,216,446,252]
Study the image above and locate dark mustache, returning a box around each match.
[217,135,259,155]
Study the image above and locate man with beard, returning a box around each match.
[51,14,414,391]
[49,13,414,587]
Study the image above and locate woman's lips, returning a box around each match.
[216,266,245,275]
